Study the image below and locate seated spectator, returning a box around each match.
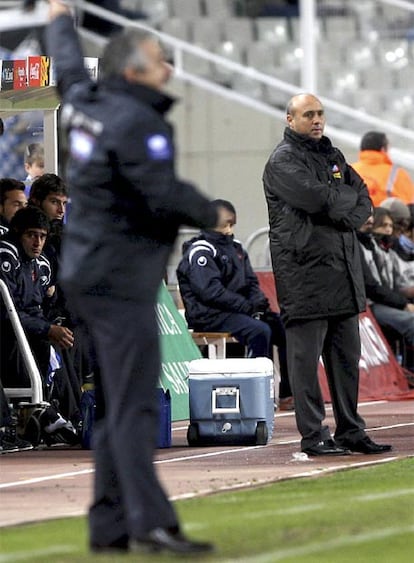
[23,143,45,197]
[351,131,414,207]
[29,173,68,291]
[357,215,414,373]
[0,178,27,235]
[379,198,414,284]
[0,206,80,439]
[29,173,96,390]
[177,199,293,410]
[371,207,414,301]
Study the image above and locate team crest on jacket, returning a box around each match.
[332,164,342,179]
[1,261,11,273]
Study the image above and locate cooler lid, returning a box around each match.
[188,357,274,377]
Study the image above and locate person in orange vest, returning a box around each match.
[352,131,414,207]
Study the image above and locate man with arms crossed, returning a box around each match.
[263,93,392,457]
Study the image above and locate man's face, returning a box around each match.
[40,193,68,221]
[0,190,27,223]
[20,228,47,259]
[287,95,326,140]
[214,208,236,236]
[128,39,172,90]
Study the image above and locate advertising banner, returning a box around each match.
[157,283,201,421]
[256,271,414,402]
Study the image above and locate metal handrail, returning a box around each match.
[0,279,44,403]
[244,227,271,269]
[70,0,414,170]
[1,1,414,167]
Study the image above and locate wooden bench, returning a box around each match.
[190,331,239,359]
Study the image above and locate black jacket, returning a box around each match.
[46,15,217,301]
[176,231,268,329]
[0,235,52,336]
[263,127,372,325]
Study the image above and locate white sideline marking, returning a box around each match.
[221,525,414,563]
[0,469,94,489]
[224,487,414,522]
[169,457,404,501]
[156,445,265,464]
[370,422,414,430]
[244,504,325,518]
[359,488,414,501]
[0,420,411,490]
[0,545,74,562]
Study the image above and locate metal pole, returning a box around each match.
[43,109,59,174]
[0,279,44,404]
[299,0,317,93]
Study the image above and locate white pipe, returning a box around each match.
[299,0,317,92]
[0,279,44,404]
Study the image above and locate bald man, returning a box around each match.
[263,93,392,456]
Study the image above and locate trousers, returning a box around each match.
[285,314,366,450]
[66,292,178,545]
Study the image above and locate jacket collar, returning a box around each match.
[102,77,175,115]
[284,127,334,154]
[202,230,234,245]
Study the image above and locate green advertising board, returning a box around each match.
[157,283,201,421]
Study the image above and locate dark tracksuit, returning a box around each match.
[176,230,291,399]
[0,235,80,423]
[0,236,53,385]
[46,15,218,546]
[263,128,372,450]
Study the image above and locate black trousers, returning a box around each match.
[285,314,366,450]
[66,292,178,545]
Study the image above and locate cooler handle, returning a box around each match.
[212,386,240,414]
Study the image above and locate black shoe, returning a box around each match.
[340,436,392,455]
[91,534,129,553]
[302,439,351,457]
[131,528,214,555]
[1,425,33,452]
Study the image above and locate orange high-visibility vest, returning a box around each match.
[352,150,414,207]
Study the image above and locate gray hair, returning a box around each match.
[100,28,159,78]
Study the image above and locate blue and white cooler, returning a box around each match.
[187,358,275,446]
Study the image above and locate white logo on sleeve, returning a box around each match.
[146,134,172,160]
[69,129,95,161]
[197,256,207,267]
[1,261,11,273]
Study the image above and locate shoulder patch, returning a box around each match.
[146,134,172,160]
[69,128,96,162]
[36,254,52,286]
[196,255,208,267]
[1,261,12,273]
[0,242,20,269]
[188,240,217,265]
